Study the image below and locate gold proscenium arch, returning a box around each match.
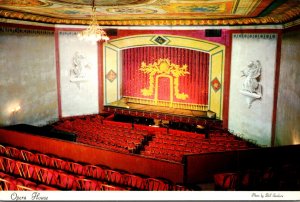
[103,34,225,119]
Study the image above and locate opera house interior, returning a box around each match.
[0,0,299,193]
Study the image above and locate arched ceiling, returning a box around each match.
[0,0,299,26]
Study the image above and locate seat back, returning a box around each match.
[84,165,106,181]
[123,173,146,190]
[214,172,239,190]
[5,146,21,160]
[105,169,124,185]
[75,178,100,191]
[16,161,36,179]
[36,153,53,168]
[145,178,170,191]
[0,178,16,190]
[35,166,55,185]
[21,150,38,164]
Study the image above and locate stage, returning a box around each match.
[104,98,221,127]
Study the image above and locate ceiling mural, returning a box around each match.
[0,0,299,25]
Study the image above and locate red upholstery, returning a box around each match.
[16,161,36,180]
[214,172,239,190]
[35,166,55,185]
[0,178,16,190]
[15,178,37,190]
[0,156,18,175]
[105,169,124,184]
[75,178,101,191]
[145,178,170,191]
[52,170,75,190]
[123,173,146,190]
[84,165,106,181]
[0,144,182,191]
[36,153,53,168]
[66,161,84,176]
[5,146,22,160]
[51,157,67,170]
[21,149,38,164]
[0,144,6,155]
[36,184,59,190]
[100,184,126,191]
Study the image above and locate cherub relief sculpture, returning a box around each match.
[240,60,262,108]
[70,51,91,89]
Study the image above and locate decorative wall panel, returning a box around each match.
[58,31,99,117]
[229,33,277,146]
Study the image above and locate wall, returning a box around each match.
[0,26,58,126]
[275,28,300,146]
[229,33,278,146]
[58,31,99,117]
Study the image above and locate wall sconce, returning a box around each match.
[10,105,21,125]
[11,105,21,114]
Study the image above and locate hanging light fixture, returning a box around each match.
[77,0,109,43]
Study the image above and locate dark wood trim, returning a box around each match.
[54,29,62,119]
[271,30,283,147]
[98,41,104,113]
[222,30,232,129]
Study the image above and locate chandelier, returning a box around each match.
[77,0,109,43]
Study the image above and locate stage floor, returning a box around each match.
[104,99,217,123]
[127,102,207,117]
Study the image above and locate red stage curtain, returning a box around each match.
[122,46,209,105]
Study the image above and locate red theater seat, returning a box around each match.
[36,153,53,168]
[75,178,101,191]
[66,161,84,176]
[123,173,146,190]
[51,157,67,170]
[15,178,37,190]
[214,172,239,190]
[105,169,124,185]
[16,161,37,180]
[21,149,38,164]
[0,144,6,155]
[0,156,18,175]
[35,166,55,185]
[145,177,170,191]
[84,165,106,180]
[5,146,21,160]
[0,178,16,190]
[52,170,76,190]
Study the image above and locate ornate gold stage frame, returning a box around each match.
[104,34,225,119]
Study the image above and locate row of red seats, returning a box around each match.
[0,144,191,191]
[156,130,206,140]
[141,131,255,162]
[0,171,58,191]
[151,139,250,152]
[214,163,300,191]
[77,137,133,153]
[53,116,254,166]
[0,156,126,191]
[140,150,182,162]
[53,118,150,154]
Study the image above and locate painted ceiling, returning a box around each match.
[0,0,299,26]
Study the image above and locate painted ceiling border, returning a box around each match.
[0,6,299,26]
